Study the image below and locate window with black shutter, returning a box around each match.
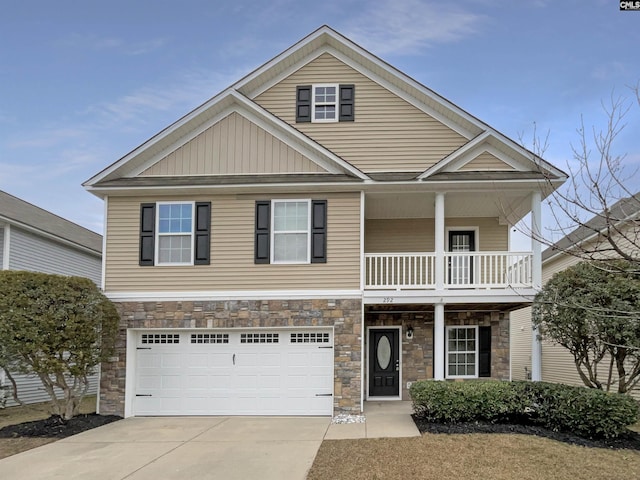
[255,199,327,264]
[139,201,211,266]
[296,84,355,123]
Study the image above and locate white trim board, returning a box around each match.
[106,289,363,302]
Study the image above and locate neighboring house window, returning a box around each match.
[296,84,355,123]
[139,202,211,266]
[254,199,327,264]
[446,325,492,379]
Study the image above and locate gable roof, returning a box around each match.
[84,25,566,191]
[0,190,102,255]
[542,193,640,263]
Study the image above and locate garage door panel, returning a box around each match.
[134,329,333,416]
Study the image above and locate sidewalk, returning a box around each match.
[325,401,420,440]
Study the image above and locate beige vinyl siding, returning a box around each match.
[105,193,360,292]
[365,219,434,253]
[365,217,507,253]
[459,152,515,171]
[254,53,467,173]
[510,306,532,380]
[141,112,326,176]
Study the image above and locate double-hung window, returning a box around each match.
[156,202,194,265]
[254,199,327,264]
[446,326,478,378]
[272,200,310,263]
[312,84,337,122]
[139,201,211,267]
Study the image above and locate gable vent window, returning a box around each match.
[296,84,355,123]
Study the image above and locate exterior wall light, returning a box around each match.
[406,325,414,340]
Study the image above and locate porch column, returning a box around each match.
[434,303,445,380]
[435,192,445,290]
[530,191,542,381]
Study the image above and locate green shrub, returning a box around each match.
[410,380,639,439]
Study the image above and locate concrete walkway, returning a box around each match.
[325,401,420,440]
[0,402,419,480]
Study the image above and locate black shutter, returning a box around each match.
[194,202,211,265]
[139,203,156,266]
[479,326,491,377]
[311,200,327,263]
[339,84,355,121]
[255,201,271,264]
[296,86,312,123]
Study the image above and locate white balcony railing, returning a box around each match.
[365,252,532,290]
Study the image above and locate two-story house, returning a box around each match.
[84,26,567,418]
[0,190,102,406]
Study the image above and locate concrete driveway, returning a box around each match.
[0,416,331,480]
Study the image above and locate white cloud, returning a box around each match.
[85,67,248,129]
[7,127,86,149]
[344,0,486,55]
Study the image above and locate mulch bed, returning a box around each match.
[0,414,122,439]
[412,415,640,450]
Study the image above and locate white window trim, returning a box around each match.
[311,84,339,123]
[445,325,479,379]
[155,201,195,266]
[270,199,311,264]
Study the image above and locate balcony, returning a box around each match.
[364,251,533,290]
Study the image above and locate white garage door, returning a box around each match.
[133,329,334,416]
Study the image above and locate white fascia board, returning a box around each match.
[363,289,536,305]
[443,144,527,173]
[418,131,491,179]
[106,290,363,302]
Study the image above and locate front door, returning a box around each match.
[448,230,475,285]
[369,328,400,397]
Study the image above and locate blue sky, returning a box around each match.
[1,0,639,248]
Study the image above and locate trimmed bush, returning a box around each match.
[410,380,639,439]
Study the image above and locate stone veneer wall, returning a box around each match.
[365,310,509,400]
[99,298,362,417]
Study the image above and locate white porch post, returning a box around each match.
[434,192,446,380]
[435,192,445,290]
[530,191,543,381]
[434,303,445,380]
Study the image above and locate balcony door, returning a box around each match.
[448,230,475,285]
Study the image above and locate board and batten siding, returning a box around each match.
[365,218,508,253]
[8,227,101,286]
[459,152,515,171]
[105,193,361,292]
[254,53,467,173]
[140,112,326,176]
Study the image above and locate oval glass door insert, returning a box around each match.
[377,335,392,370]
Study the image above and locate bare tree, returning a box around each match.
[517,85,640,273]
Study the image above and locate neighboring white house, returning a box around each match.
[0,190,102,406]
[511,193,640,396]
